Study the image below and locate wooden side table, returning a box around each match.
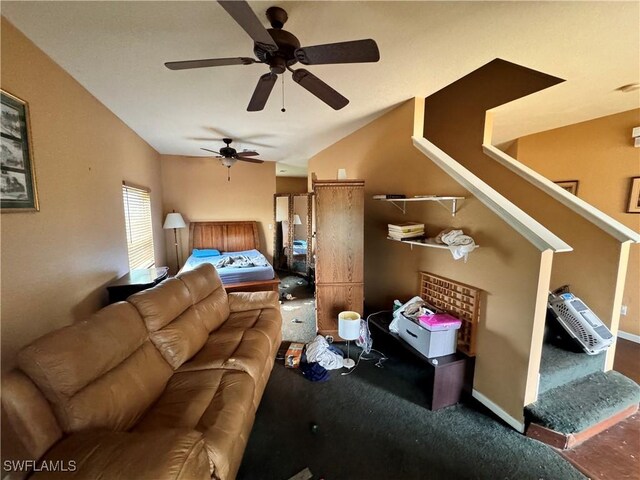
[107,267,169,304]
[369,311,474,410]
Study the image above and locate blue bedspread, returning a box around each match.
[292,240,307,256]
[180,249,275,284]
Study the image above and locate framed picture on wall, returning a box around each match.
[1,89,39,212]
[554,180,579,195]
[627,177,640,214]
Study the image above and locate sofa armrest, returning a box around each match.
[228,291,279,312]
[31,429,210,480]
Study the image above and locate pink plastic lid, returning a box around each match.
[418,313,462,330]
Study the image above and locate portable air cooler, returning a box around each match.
[548,292,614,355]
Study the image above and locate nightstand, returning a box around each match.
[107,266,169,304]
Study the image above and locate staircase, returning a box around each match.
[525,340,640,449]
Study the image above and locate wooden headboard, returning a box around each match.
[189,221,260,253]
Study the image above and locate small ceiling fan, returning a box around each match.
[165,1,380,111]
[202,138,264,181]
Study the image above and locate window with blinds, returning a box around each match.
[122,183,155,270]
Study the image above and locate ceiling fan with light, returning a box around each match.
[165,1,380,111]
[202,138,264,181]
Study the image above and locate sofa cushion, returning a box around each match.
[130,278,210,369]
[1,370,62,461]
[129,278,192,332]
[135,370,255,480]
[177,264,226,305]
[148,306,210,369]
[178,264,230,333]
[250,351,277,410]
[176,329,271,381]
[227,291,279,313]
[17,303,173,432]
[34,429,210,480]
[225,308,282,353]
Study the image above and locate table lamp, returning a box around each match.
[338,311,361,368]
[293,214,302,225]
[163,211,186,270]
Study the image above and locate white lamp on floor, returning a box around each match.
[338,311,361,368]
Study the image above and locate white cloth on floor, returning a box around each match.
[436,229,476,262]
[305,335,345,370]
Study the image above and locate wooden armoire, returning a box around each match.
[313,179,364,339]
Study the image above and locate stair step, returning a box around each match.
[539,343,605,394]
[526,370,640,435]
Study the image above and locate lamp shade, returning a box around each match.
[338,311,361,340]
[163,212,186,229]
[293,214,302,225]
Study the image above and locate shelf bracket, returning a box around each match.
[435,198,463,217]
[389,200,407,214]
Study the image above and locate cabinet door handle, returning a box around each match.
[405,329,418,338]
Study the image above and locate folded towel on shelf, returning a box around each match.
[435,229,476,262]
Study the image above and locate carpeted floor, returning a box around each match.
[539,343,605,394]
[238,337,586,480]
[278,272,317,343]
[525,370,640,434]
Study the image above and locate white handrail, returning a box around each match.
[482,142,640,244]
[412,136,573,253]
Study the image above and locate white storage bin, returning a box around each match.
[398,314,459,358]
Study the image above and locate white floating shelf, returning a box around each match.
[374,195,465,216]
[387,237,480,251]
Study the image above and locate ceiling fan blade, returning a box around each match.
[295,39,380,65]
[247,73,277,111]
[236,151,260,157]
[165,57,257,70]
[201,148,221,155]
[218,1,278,52]
[292,69,349,110]
[236,157,264,164]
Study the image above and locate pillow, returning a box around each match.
[192,249,221,258]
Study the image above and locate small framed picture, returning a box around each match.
[627,177,640,214]
[554,180,579,195]
[1,89,39,212]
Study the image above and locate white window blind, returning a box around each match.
[122,183,155,270]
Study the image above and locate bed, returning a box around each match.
[180,221,279,293]
[286,239,308,274]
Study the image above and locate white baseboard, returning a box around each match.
[472,389,525,433]
[618,330,640,344]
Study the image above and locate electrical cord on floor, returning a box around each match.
[341,311,389,376]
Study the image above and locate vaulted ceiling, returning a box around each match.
[3,1,639,176]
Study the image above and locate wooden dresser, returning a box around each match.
[313,179,364,339]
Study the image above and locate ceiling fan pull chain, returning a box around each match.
[281,75,286,113]
[227,167,231,182]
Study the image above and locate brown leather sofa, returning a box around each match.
[1,264,282,480]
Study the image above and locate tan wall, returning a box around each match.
[0,18,165,369]
[275,195,288,222]
[515,109,640,336]
[292,194,309,240]
[160,155,276,270]
[308,100,547,423]
[422,59,630,374]
[276,176,308,194]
